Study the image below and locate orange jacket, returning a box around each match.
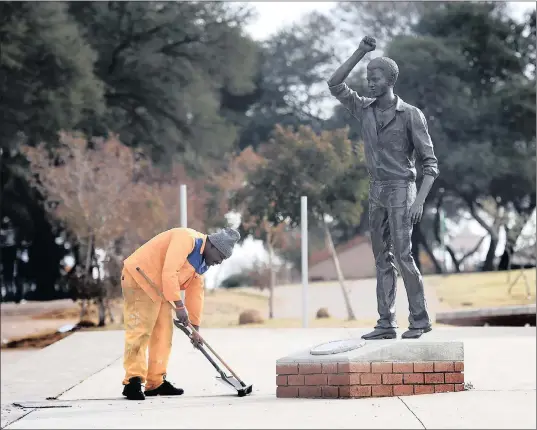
[123,228,207,326]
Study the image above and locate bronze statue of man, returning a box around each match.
[327,36,439,340]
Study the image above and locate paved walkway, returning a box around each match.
[1,327,535,429]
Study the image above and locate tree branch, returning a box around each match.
[105,92,191,136]
[465,197,498,240]
[159,34,202,56]
[460,235,486,263]
[445,245,460,272]
[108,19,170,74]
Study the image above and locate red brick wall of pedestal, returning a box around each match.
[276,361,465,398]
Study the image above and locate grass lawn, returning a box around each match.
[4,269,534,349]
[427,269,536,310]
[64,288,271,331]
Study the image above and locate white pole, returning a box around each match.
[179,184,187,301]
[301,196,308,328]
[179,184,187,228]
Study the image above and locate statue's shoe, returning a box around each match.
[401,326,432,339]
[361,328,397,340]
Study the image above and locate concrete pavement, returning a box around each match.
[1,327,535,429]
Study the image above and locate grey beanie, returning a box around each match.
[208,227,240,258]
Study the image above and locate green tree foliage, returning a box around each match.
[0,2,106,300]
[237,12,338,150]
[245,125,367,228]
[68,1,259,165]
[0,1,105,151]
[237,125,369,319]
[386,3,536,270]
[333,1,431,49]
[0,1,260,301]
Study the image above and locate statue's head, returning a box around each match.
[366,57,399,98]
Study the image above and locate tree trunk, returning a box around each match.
[95,253,107,327]
[106,299,115,324]
[447,235,486,272]
[483,205,504,272]
[498,241,514,272]
[85,234,93,277]
[322,219,356,321]
[411,227,421,272]
[433,194,444,245]
[79,300,87,320]
[483,236,499,271]
[433,195,447,272]
[267,238,276,319]
[498,210,533,271]
[98,296,106,327]
[445,246,461,272]
[80,235,93,322]
[466,200,502,272]
[414,224,443,273]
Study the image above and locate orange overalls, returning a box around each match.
[121,228,206,390]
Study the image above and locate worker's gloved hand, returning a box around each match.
[190,325,203,348]
[175,306,189,326]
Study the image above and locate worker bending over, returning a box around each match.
[120,227,240,400]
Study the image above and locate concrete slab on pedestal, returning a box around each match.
[277,338,464,365]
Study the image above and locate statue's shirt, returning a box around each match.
[373,101,397,130]
[328,82,439,182]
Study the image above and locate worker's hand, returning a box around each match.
[175,306,190,326]
[190,325,203,348]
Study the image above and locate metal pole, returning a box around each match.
[179,184,187,301]
[301,196,308,328]
[179,184,187,228]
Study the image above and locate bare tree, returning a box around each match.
[23,132,162,325]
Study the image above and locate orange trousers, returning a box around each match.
[121,268,173,390]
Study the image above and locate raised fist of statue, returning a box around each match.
[359,36,376,53]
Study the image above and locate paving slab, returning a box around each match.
[1,407,33,430]
[4,395,426,429]
[1,331,123,404]
[1,327,535,429]
[400,390,536,429]
[1,350,38,369]
[59,328,352,401]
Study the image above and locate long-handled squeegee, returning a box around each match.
[135,267,253,397]
[172,320,253,396]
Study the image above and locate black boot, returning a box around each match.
[402,326,432,339]
[145,379,184,397]
[361,328,397,340]
[122,377,145,401]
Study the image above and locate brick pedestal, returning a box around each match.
[276,340,465,399]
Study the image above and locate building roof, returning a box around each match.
[309,235,370,267]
